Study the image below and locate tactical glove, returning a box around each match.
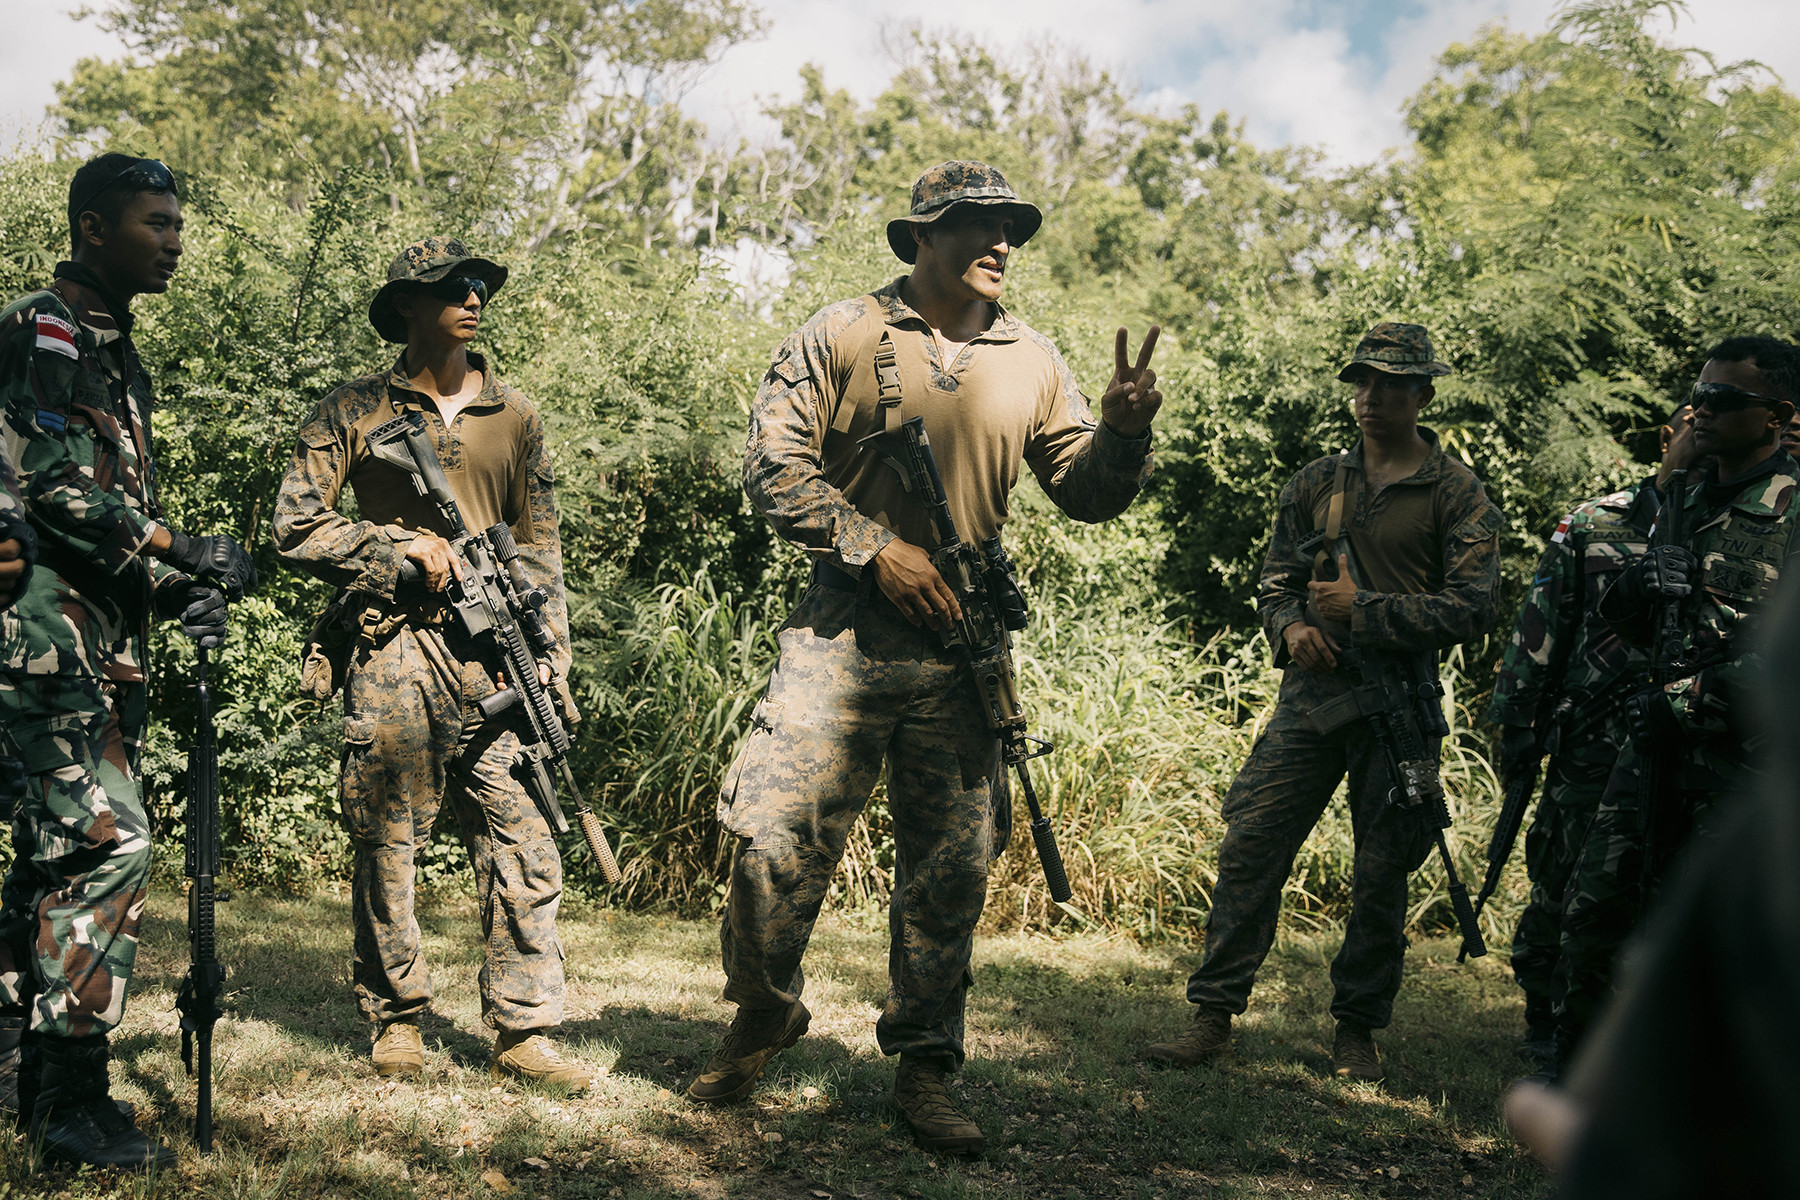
[163,530,258,601]
[1626,687,1681,745]
[155,579,229,651]
[1643,545,1696,600]
[0,512,35,606]
[1497,723,1540,787]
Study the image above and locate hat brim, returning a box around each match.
[368,257,509,344]
[885,198,1044,264]
[1336,360,1452,383]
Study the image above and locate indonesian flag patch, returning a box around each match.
[1550,515,1573,544]
[33,314,78,360]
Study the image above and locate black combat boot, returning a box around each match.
[31,1034,174,1171]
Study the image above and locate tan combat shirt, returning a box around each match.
[745,279,1153,571]
[272,351,571,680]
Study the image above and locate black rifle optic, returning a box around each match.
[1337,647,1487,958]
[1637,468,1691,904]
[365,413,622,885]
[863,414,1072,904]
[176,645,227,1153]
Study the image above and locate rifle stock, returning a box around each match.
[368,415,623,886]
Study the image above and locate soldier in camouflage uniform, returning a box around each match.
[690,162,1161,1155]
[1487,403,1701,1063]
[1146,323,1502,1082]
[0,452,33,610]
[1552,336,1800,1073]
[274,236,592,1090]
[0,154,256,1170]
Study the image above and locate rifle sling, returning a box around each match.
[873,331,904,437]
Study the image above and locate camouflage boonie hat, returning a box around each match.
[1336,322,1452,382]
[885,161,1044,264]
[368,235,509,343]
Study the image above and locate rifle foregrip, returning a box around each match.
[1450,881,1487,958]
[577,809,623,886]
[1030,817,1072,904]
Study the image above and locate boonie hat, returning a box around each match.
[368,235,509,344]
[1336,322,1452,382]
[885,161,1044,264]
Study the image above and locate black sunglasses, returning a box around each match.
[423,275,489,306]
[1690,380,1784,414]
[69,159,177,221]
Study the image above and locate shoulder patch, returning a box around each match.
[1550,514,1574,544]
[33,314,78,360]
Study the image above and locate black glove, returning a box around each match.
[1640,545,1696,600]
[1498,723,1539,785]
[0,512,35,605]
[1626,687,1680,745]
[163,530,258,601]
[155,580,229,651]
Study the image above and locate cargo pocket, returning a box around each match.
[717,697,782,836]
[339,714,381,840]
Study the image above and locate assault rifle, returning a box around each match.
[1460,699,1569,964]
[176,646,227,1153]
[1637,469,1691,903]
[1339,647,1487,957]
[862,415,1073,903]
[366,414,622,886]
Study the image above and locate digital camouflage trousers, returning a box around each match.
[1509,760,1609,1035]
[1553,742,1738,1055]
[1185,666,1433,1031]
[0,672,152,1038]
[718,583,1001,1068]
[340,623,565,1034]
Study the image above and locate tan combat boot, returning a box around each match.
[371,1019,424,1079]
[492,1031,596,1090]
[685,1000,810,1104]
[1145,1009,1231,1066]
[1332,1022,1384,1082]
[894,1057,985,1156]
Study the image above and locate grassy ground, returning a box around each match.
[0,890,1548,1199]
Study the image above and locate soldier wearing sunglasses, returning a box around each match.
[0,153,258,1170]
[1550,335,1800,1078]
[274,237,592,1091]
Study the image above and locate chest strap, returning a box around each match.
[873,331,904,437]
[1314,455,1354,577]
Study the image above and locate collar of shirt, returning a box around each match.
[1338,426,1450,484]
[1697,448,1797,517]
[872,277,1023,344]
[52,261,133,342]
[383,349,505,416]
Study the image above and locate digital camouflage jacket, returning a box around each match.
[0,266,183,679]
[1258,429,1503,662]
[272,351,573,686]
[1603,454,1800,741]
[1489,480,1657,773]
[744,279,1152,573]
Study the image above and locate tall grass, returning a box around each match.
[571,570,1527,946]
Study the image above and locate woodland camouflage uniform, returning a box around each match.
[722,270,1152,1069]
[0,264,188,1042]
[273,238,578,1041]
[1487,481,1655,1040]
[1554,454,1800,1056]
[1180,324,1503,1035]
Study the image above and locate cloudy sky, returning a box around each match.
[6,0,1798,164]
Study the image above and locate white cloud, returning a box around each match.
[0,5,118,149]
[6,0,1799,168]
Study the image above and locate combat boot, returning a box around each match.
[0,1011,25,1124]
[31,1034,175,1171]
[1332,1022,1384,1082]
[893,1056,985,1156]
[371,1018,424,1079]
[1145,1008,1231,1066]
[686,1000,810,1104]
[492,1031,595,1090]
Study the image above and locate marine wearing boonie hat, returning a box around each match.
[367,235,508,343]
[1336,322,1452,382]
[885,161,1044,264]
